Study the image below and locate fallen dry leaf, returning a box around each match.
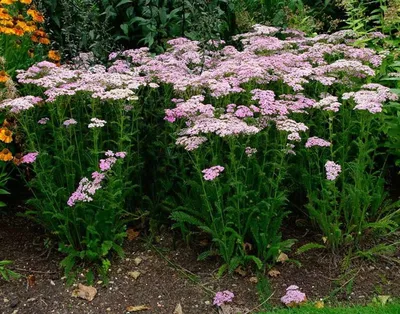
[127,229,140,241]
[243,242,253,253]
[71,284,97,301]
[199,239,209,247]
[276,252,289,263]
[234,266,247,277]
[322,237,328,244]
[126,305,150,312]
[128,271,141,280]
[249,276,258,283]
[134,257,142,266]
[173,303,183,314]
[27,275,36,287]
[268,269,281,277]
[218,304,250,314]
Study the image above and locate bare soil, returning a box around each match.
[0,213,399,314]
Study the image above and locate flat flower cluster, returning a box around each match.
[325,161,342,181]
[280,285,307,307]
[202,165,225,181]
[213,290,234,307]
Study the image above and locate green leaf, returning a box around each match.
[296,243,326,255]
[116,0,132,7]
[101,241,113,256]
[120,24,129,36]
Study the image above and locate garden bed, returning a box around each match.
[1,213,399,314]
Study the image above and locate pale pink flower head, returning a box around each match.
[305,137,331,148]
[115,151,127,159]
[281,285,307,306]
[105,150,115,157]
[245,147,257,157]
[99,157,117,172]
[202,165,225,181]
[325,160,341,181]
[63,118,77,126]
[38,117,49,125]
[213,290,234,307]
[21,152,39,164]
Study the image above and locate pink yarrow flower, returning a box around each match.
[21,152,39,164]
[305,137,331,148]
[245,147,257,157]
[213,290,234,307]
[38,117,49,125]
[67,151,127,206]
[202,166,225,181]
[63,118,77,126]
[325,160,341,181]
[281,285,307,306]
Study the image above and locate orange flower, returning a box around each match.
[16,20,35,32]
[13,27,24,36]
[19,0,32,4]
[0,0,15,5]
[12,152,22,165]
[0,20,13,27]
[1,26,15,34]
[0,70,9,82]
[27,9,44,23]
[48,50,60,61]
[0,148,13,162]
[30,34,38,42]
[0,127,13,143]
[34,28,46,37]
[38,37,50,45]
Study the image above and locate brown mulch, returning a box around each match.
[0,213,399,314]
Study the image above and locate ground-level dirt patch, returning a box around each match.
[0,214,399,314]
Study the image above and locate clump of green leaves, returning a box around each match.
[0,260,20,281]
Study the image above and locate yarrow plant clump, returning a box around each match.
[4,24,399,278]
[213,290,234,307]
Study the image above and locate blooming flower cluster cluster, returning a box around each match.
[245,147,257,157]
[88,118,107,128]
[67,151,126,206]
[0,96,42,113]
[325,161,342,181]
[0,1,47,40]
[343,83,398,114]
[202,165,225,181]
[15,61,143,103]
[213,290,234,307]
[305,137,331,148]
[21,152,38,164]
[63,118,77,127]
[2,25,397,184]
[280,285,307,307]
